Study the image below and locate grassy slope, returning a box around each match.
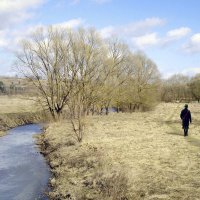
[0,96,40,136]
[42,103,200,200]
[0,95,38,114]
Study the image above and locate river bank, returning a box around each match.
[0,112,46,137]
[0,96,51,199]
[0,95,46,137]
[39,120,131,200]
[39,103,200,200]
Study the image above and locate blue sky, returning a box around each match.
[0,0,200,78]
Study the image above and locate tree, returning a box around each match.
[66,28,107,141]
[97,39,131,115]
[161,74,191,102]
[16,27,79,120]
[16,26,161,141]
[123,52,161,111]
[189,74,200,102]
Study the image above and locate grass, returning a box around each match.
[0,95,41,136]
[42,102,200,199]
[0,95,38,114]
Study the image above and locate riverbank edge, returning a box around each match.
[37,121,132,200]
[0,111,46,137]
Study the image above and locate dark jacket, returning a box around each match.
[180,108,192,127]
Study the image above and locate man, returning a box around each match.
[180,104,192,137]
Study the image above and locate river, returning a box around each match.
[0,124,50,200]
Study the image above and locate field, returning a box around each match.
[0,95,38,114]
[0,96,40,136]
[42,103,200,200]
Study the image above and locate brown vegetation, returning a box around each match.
[16,27,161,142]
[0,96,44,136]
[40,102,200,199]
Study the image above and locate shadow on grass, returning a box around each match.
[167,131,182,136]
[187,137,200,148]
[165,120,180,125]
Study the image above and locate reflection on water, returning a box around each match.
[0,124,49,200]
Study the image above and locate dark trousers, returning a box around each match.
[183,127,188,136]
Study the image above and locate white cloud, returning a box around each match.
[191,33,200,43]
[0,0,44,12]
[182,33,200,53]
[2,18,85,51]
[181,67,200,76]
[127,17,165,35]
[69,0,111,5]
[99,17,165,39]
[99,17,166,49]
[0,0,45,29]
[167,27,191,39]
[0,30,8,47]
[161,67,200,79]
[99,26,115,38]
[100,22,193,49]
[132,33,160,48]
[54,18,84,29]
[92,0,111,4]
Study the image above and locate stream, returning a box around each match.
[0,124,50,200]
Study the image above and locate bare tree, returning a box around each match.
[98,39,131,115]
[16,27,79,120]
[16,26,161,141]
[66,28,106,141]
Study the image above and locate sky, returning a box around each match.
[0,0,200,78]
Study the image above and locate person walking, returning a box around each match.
[180,104,192,137]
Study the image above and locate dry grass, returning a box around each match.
[42,103,200,200]
[0,95,38,114]
[0,95,41,136]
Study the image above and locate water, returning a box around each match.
[0,124,50,200]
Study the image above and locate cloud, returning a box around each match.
[160,27,191,46]
[54,18,84,29]
[69,0,111,5]
[100,22,193,50]
[99,26,115,38]
[1,18,85,51]
[132,33,160,48]
[182,33,200,53]
[100,17,165,39]
[92,0,111,4]
[0,0,45,29]
[69,0,80,5]
[161,67,200,79]
[125,17,165,36]
[0,30,8,47]
[181,67,200,76]
[0,0,45,12]
[166,27,191,39]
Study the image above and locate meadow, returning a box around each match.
[0,96,40,136]
[1,95,200,199]
[42,102,200,200]
[0,95,37,114]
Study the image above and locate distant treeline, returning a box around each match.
[160,73,200,103]
[1,73,199,103]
